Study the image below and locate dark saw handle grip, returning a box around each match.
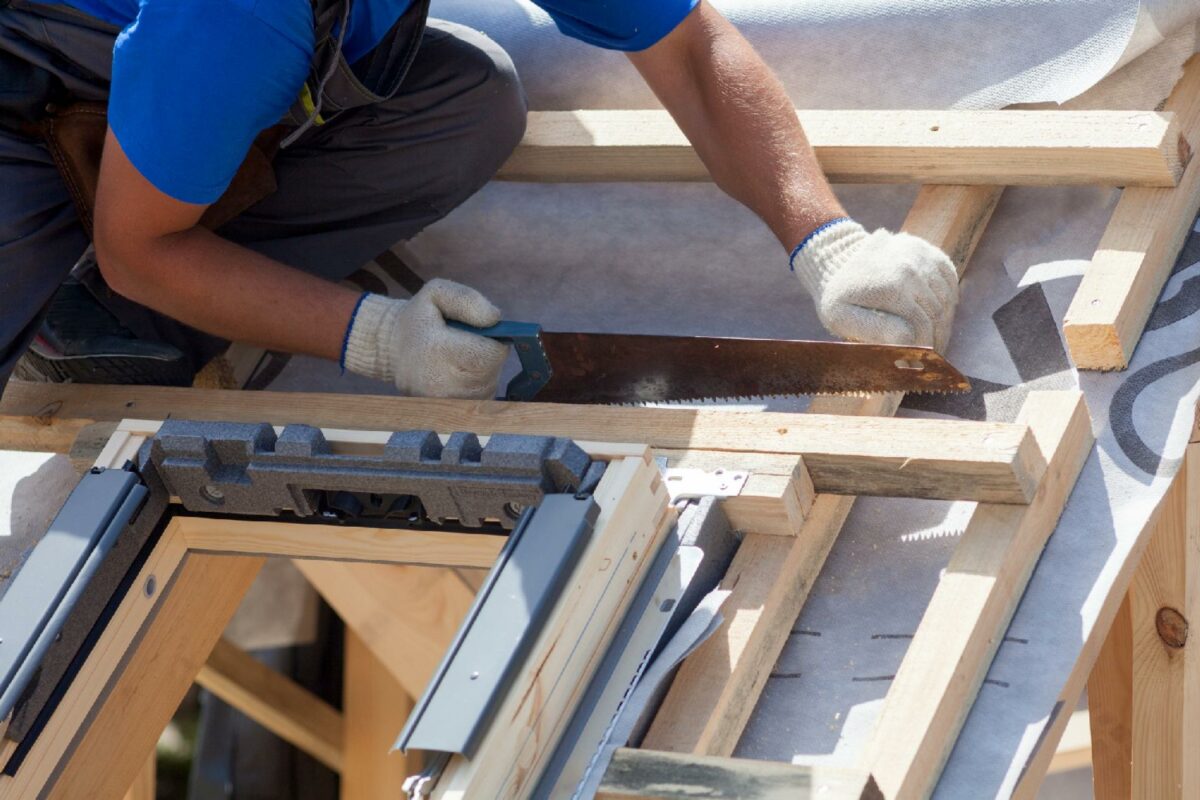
[447,320,551,402]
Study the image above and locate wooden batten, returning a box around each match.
[501,109,1187,187]
[1,388,1046,505]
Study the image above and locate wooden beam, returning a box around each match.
[46,555,263,800]
[195,637,344,773]
[1115,440,1199,797]
[295,562,475,700]
[900,185,1004,276]
[1089,596,1133,798]
[121,756,155,800]
[596,749,882,800]
[500,110,1187,186]
[640,184,1002,755]
[1064,55,1200,369]
[0,384,1047,504]
[862,391,1094,799]
[433,453,673,798]
[0,412,91,455]
[341,628,414,800]
[176,516,504,568]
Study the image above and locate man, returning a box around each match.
[0,0,958,400]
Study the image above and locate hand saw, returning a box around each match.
[450,321,970,404]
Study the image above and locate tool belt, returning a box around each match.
[0,0,431,236]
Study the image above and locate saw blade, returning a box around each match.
[532,332,971,405]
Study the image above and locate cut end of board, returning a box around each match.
[1062,320,1129,372]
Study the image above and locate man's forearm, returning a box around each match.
[628,2,844,251]
[99,226,360,361]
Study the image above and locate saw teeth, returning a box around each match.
[602,387,962,407]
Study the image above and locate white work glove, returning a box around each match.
[791,219,958,349]
[341,279,508,399]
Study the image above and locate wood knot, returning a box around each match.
[1156,607,1189,649]
[33,400,64,426]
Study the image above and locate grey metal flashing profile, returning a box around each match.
[0,467,147,725]
[396,493,600,757]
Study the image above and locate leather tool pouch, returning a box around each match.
[40,102,283,237]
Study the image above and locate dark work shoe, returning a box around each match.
[13,282,195,386]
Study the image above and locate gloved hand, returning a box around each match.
[342,278,508,399]
[791,219,958,349]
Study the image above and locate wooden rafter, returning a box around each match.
[195,638,345,773]
[1063,54,1200,370]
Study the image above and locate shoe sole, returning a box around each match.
[15,348,194,386]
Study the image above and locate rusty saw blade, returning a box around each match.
[533,332,971,404]
[450,322,971,403]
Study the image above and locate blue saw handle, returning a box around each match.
[447,320,551,402]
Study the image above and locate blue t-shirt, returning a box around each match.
[49,0,698,203]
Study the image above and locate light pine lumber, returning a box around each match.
[341,628,414,800]
[0,384,1047,504]
[453,567,489,593]
[294,561,475,700]
[1064,55,1200,370]
[862,391,1094,800]
[122,755,155,800]
[1123,440,1199,797]
[0,411,91,454]
[1088,594,1134,798]
[433,453,673,798]
[640,184,1002,755]
[596,749,883,800]
[499,110,1187,186]
[44,555,263,800]
[195,637,345,773]
[899,185,1004,278]
[176,516,505,568]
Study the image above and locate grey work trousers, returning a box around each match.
[0,8,527,395]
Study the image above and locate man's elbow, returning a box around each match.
[93,217,155,303]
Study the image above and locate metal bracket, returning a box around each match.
[661,467,748,501]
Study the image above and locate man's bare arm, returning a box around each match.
[627,2,959,349]
[93,129,360,361]
[626,1,845,252]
